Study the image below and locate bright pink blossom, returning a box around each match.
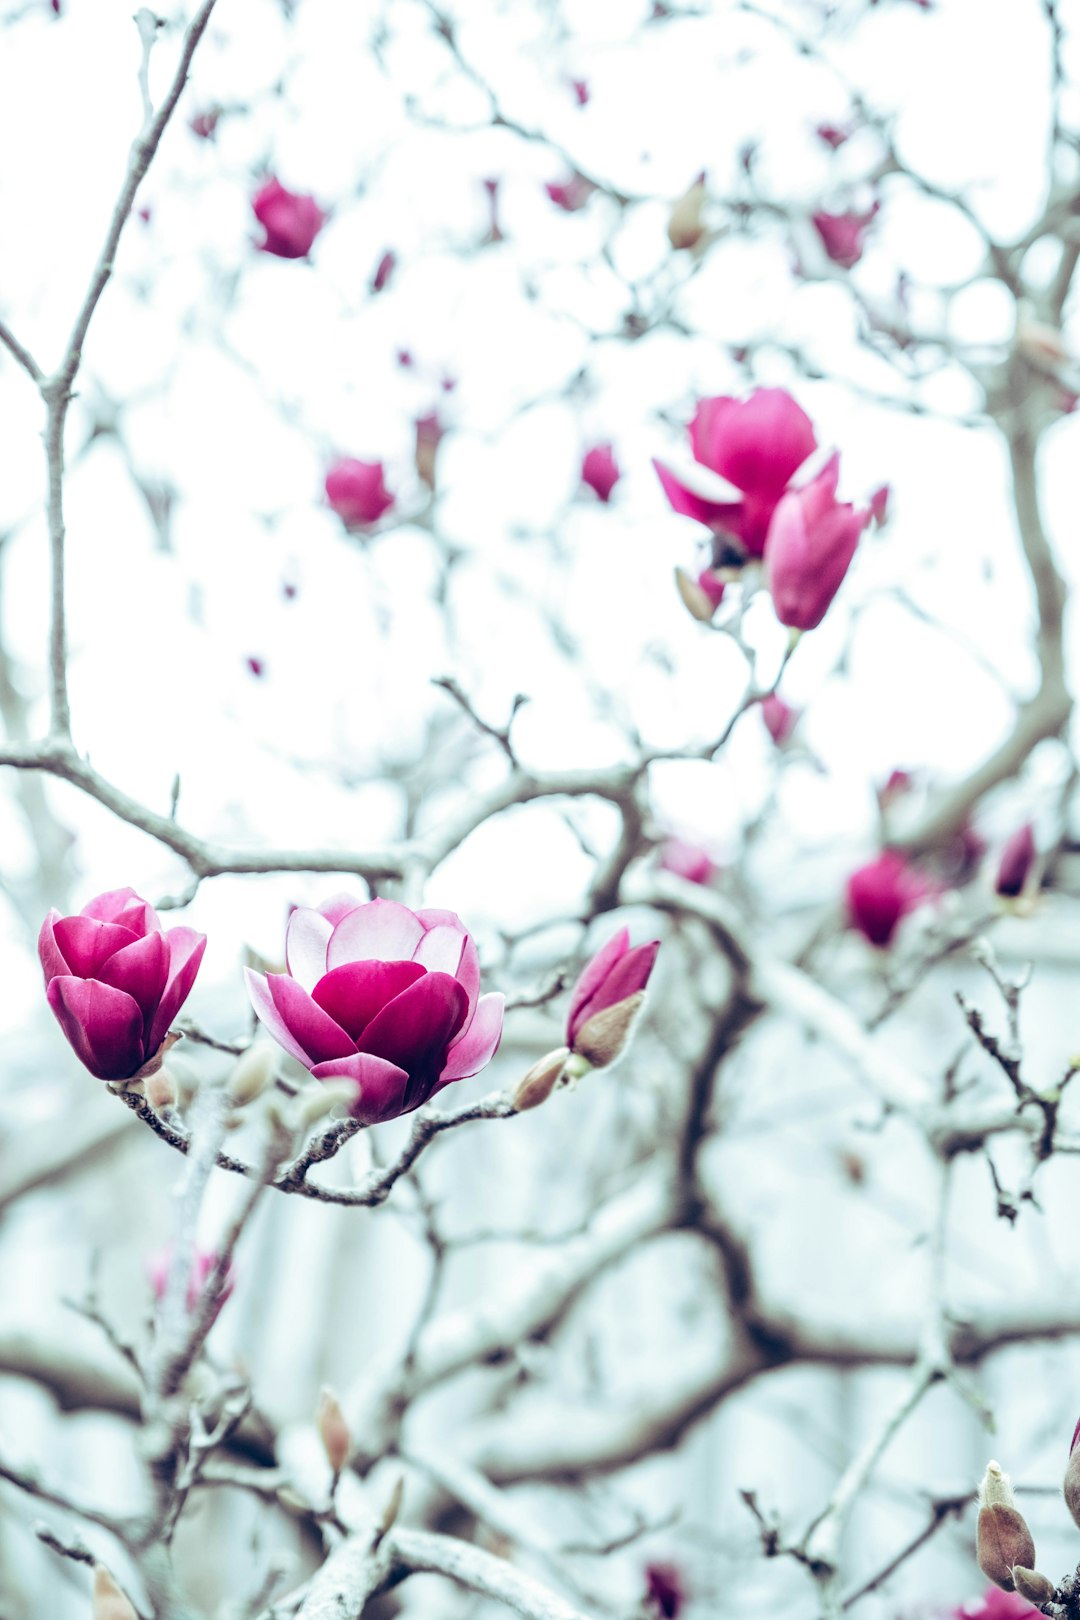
[581,444,620,502]
[567,928,659,1050]
[950,1590,1040,1619]
[245,896,505,1125]
[760,693,797,745]
[812,205,879,269]
[39,889,206,1081]
[653,388,817,557]
[765,453,868,630]
[645,1562,686,1618]
[659,838,715,885]
[325,459,394,529]
[252,178,325,259]
[846,851,927,947]
[545,173,595,212]
[148,1246,235,1314]
[995,823,1036,899]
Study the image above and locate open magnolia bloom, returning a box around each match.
[245,896,505,1125]
[39,888,206,1082]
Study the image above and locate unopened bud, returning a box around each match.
[667,172,708,251]
[295,1080,360,1130]
[92,1564,137,1620]
[377,1472,405,1540]
[571,990,646,1069]
[513,1047,569,1112]
[145,1069,176,1112]
[674,566,719,623]
[227,1043,277,1107]
[976,1464,1035,1591]
[316,1386,351,1477]
[1011,1567,1055,1606]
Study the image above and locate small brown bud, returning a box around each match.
[378,1471,405,1537]
[513,1047,570,1111]
[316,1386,351,1477]
[1011,1567,1055,1606]
[145,1069,176,1112]
[674,566,718,623]
[977,1505,1036,1591]
[572,990,646,1069]
[92,1564,138,1620]
[227,1043,277,1107]
[667,173,708,251]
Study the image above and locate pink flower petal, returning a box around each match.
[567,928,629,1038]
[267,973,355,1066]
[286,906,335,990]
[413,924,466,979]
[310,1051,412,1125]
[98,931,170,1035]
[81,887,152,926]
[311,959,425,1041]
[318,892,365,926]
[245,968,316,1069]
[148,928,206,1054]
[38,909,68,981]
[441,991,504,1081]
[47,977,146,1080]
[327,898,426,968]
[52,916,140,978]
[653,460,733,529]
[358,971,469,1075]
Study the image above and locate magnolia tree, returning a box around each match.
[1,1,1079,1618]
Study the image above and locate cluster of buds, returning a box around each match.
[975,1461,1038,1594]
[514,928,660,1110]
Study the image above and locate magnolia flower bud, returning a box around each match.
[317,1386,351,1476]
[976,1462,1035,1591]
[573,989,646,1069]
[92,1564,137,1620]
[145,1069,176,1112]
[1011,1567,1055,1606]
[295,1079,362,1130]
[226,1042,277,1108]
[513,1047,570,1112]
[667,172,708,251]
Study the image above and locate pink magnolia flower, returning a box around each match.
[325,459,394,529]
[760,692,797,745]
[545,172,595,212]
[653,388,817,557]
[567,927,659,1067]
[252,178,326,259]
[645,1562,686,1618]
[995,823,1036,899]
[245,896,505,1125]
[812,204,879,269]
[148,1246,235,1314]
[846,851,927,947]
[581,444,620,502]
[764,453,869,630]
[39,889,206,1081]
[816,120,853,150]
[950,1591,1040,1619]
[570,78,590,106]
[659,838,715,885]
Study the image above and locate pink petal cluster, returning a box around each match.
[654,387,817,558]
[148,1246,235,1314]
[252,178,326,260]
[760,692,797,745]
[950,1591,1040,1620]
[846,851,927,948]
[325,459,394,529]
[545,173,595,212]
[995,823,1036,899]
[245,896,505,1125]
[659,838,715,885]
[644,1562,686,1618]
[765,453,870,631]
[39,890,206,1081]
[581,444,620,502]
[567,928,659,1051]
[812,204,879,269]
